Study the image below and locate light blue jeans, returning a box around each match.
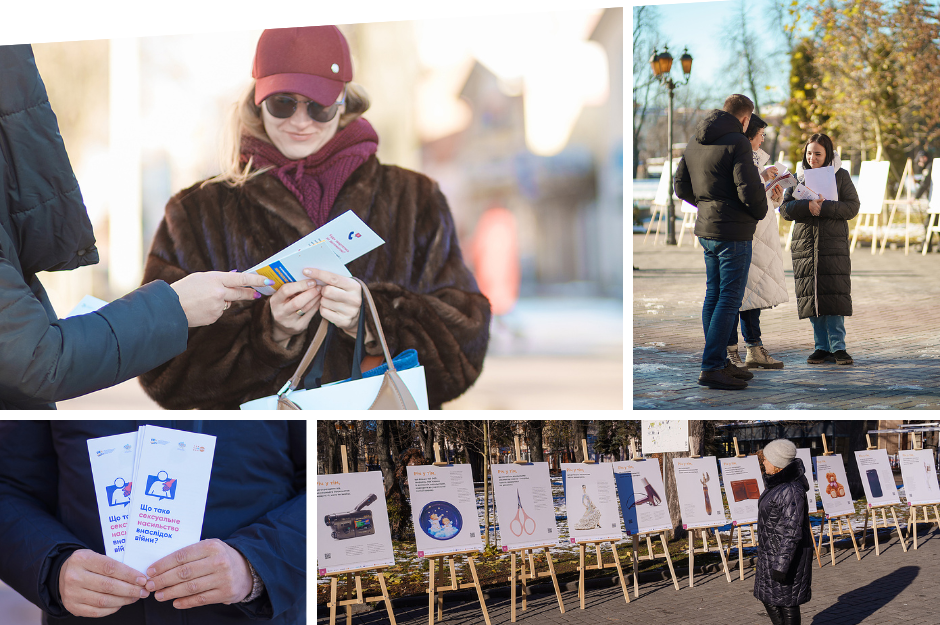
[809,315,846,352]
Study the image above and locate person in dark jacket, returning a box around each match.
[754,439,813,625]
[0,44,271,410]
[675,94,768,390]
[0,420,305,624]
[780,133,860,365]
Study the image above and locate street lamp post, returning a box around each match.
[650,46,693,245]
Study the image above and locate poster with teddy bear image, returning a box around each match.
[815,454,855,517]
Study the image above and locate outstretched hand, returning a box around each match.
[171,272,273,327]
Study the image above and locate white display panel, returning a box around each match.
[641,420,689,454]
[719,456,765,525]
[899,449,940,505]
[854,449,901,507]
[612,459,672,536]
[407,465,483,557]
[317,471,395,575]
[491,462,559,551]
[672,457,728,529]
[815,455,855,517]
[561,463,622,543]
[795,448,818,513]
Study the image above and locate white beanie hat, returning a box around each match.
[763,439,797,469]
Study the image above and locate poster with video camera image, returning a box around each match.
[899,449,940,505]
[561,462,622,543]
[795,448,819,513]
[672,456,728,529]
[491,462,559,551]
[612,459,672,536]
[718,456,765,525]
[317,471,394,575]
[406,464,482,557]
[815,454,855,517]
[854,449,901,507]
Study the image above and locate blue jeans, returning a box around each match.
[810,315,846,352]
[728,308,762,346]
[700,239,752,371]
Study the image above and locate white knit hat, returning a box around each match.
[763,439,797,469]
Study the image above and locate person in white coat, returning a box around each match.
[727,114,789,369]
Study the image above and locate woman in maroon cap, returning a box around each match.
[139,26,491,409]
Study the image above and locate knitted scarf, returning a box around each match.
[240,117,379,227]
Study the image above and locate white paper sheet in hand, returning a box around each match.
[123,425,216,574]
[803,165,838,202]
[87,433,138,561]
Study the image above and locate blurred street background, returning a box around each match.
[32,8,624,410]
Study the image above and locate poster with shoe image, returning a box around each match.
[491,462,559,551]
[719,456,765,525]
[795,448,819,513]
[612,459,672,536]
[561,462,622,543]
[899,449,940,505]
[815,454,855,517]
[854,449,901,507]
[406,464,482,557]
[672,457,728,529]
[317,471,395,575]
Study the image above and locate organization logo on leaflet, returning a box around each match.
[145,470,178,501]
[106,477,133,507]
[348,231,362,240]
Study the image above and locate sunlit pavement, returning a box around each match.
[633,233,940,410]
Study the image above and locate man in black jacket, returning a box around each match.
[675,94,768,390]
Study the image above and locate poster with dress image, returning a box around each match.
[491,462,559,551]
[815,454,855,517]
[854,449,901,507]
[612,459,672,536]
[672,457,728,529]
[561,462,621,543]
[317,471,395,575]
[795,448,819,513]
[406,464,482,557]
[899,449,940,505]
[718,456,765,525]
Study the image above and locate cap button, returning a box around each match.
[331,63,339,74]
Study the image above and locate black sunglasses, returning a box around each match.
[263,89,346,123]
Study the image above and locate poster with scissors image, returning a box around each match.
[561,462,622,543]
[672,457,728,529]
[854,449,901,507]
[406,464,482,557]
[612,459,672,536]
[491,462,558,551]
[815,454,855,517]
[718,456,765,525]
[899,449,940,505]
[317,471,395,575]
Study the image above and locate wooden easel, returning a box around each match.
[880,158,927,256]
[326,446,398,625]
[728,438,759,582]
[504,437,565,622]
[425,443,491,625]
[624,441,680,597]
[859,435,908,556]
[685,437,732,587]
[574,439,630,609]
[903,434,940,549]
[816,435,861,567]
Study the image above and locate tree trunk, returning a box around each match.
[572,420,589,462]
[388,420,402,463]
[844,420,872,499]
[319,421,343,474]
[527,420,545,463]
[375,420,396,491]
[483,421,491,547]
[661,419,703,540]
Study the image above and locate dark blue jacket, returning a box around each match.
[0,44,188,409]
[0,420,306,624]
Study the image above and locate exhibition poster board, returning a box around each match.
[795,448,818,513]
[406,464,482,557]
[561,462,622,543]
[718,456,765,525]
[672,457,728,529]
[815,455,855,517]
[612,459,672,536]
[854,449,901,507]
[899,449,940,505]
[491,462,559,551]
[317,471,395,575]
[641,420,690,454]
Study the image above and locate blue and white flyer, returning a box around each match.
[123,425,216,573]
[87,433,138,560]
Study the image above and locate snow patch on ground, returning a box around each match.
[633,364,677,372]
[864,405,891,410]
[786,403,815,409]
[756,404,777,410]
[887,384,923,390]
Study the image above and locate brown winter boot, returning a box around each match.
[745,345,784,369]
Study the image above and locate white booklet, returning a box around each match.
[803,165,839,201]
[123,426,217,574]
[87,433,139,561]
[245,210,385,296]
[763,162,798,192]
[792,184,821,201]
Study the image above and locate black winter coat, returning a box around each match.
[753,458,814,607]
[675,109,768,241]
[0,421,306,624]
[0,44,188,409]
[780,167,860,319]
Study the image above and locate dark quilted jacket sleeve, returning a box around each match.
[769,484,806,577]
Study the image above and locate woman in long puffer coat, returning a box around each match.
[754,439,814,625]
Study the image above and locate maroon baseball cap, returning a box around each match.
[252,26,353,106]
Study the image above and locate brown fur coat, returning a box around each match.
[139,155,491,409]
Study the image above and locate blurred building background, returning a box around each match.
[33,8,623,410]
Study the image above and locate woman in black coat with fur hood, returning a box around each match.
[754,439,814,625]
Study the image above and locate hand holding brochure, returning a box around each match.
[792,184,821,201]
[763,162,798,193]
